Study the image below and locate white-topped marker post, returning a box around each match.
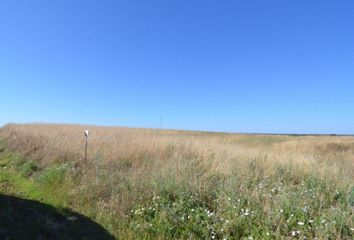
[84,130,89,164]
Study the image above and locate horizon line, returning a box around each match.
[1,122,354,137]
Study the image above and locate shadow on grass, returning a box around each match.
[0,194,115,240]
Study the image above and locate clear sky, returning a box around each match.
[1,0,353,134]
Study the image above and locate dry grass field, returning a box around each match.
[0,123,353,239]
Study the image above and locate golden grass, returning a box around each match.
[1,123,352,179]
[0,123,353,238]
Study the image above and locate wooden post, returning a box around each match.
[84,130,88,164]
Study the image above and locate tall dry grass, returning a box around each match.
[1,123,352,179]
[0,123,353,238]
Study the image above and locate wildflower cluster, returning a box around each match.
[126,175,353,239]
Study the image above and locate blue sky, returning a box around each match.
[1,0,353,134]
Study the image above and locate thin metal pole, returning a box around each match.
[84,134,88,164]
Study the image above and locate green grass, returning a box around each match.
[0,153,68,209]
[124,171,353,239]
[0,148,114,239]
[0,140,353,239]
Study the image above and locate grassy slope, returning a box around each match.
[0,125,353,239]
[0,145,115,240]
